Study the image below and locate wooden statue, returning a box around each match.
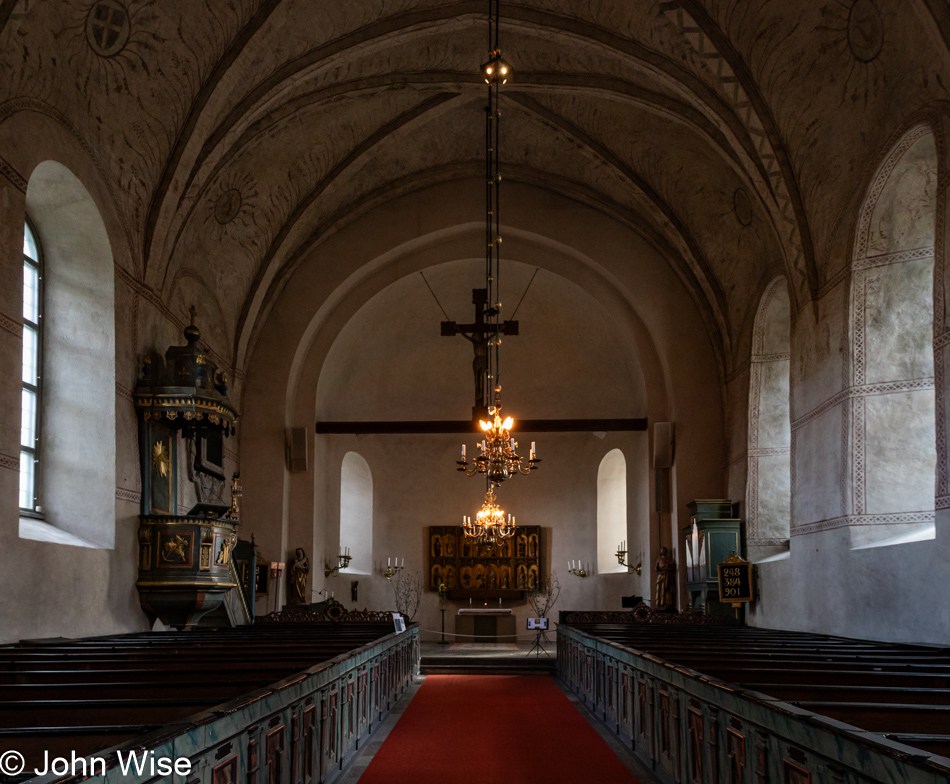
[655,546,676,610]
[290,548,309,605]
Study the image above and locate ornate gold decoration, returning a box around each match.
[463,483,515,543]
[161,534,188,563]
[216,535,234,566]
[152,441,169,478]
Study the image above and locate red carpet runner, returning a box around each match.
[359,675,641,783]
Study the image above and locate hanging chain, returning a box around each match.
[484,0,506,411]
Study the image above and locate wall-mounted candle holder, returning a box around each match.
[568,560,588,578]
[615,540,642,575]
[383,557,404,580]
[324,548,353,578]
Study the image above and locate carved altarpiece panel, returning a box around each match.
[428,526,541,599]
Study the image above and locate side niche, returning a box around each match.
[428,526,542,600]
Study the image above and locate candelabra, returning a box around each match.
[457,404,540,484]
[324,547,352,578]
[615,541,642,575]
[384,557,404,580]
[567,560,588,578]
[463,483,515,543]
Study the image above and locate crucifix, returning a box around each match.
[441,288,519,418]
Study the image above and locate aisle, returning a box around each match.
[358,675,641,784]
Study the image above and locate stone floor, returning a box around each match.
[338,642,658,784]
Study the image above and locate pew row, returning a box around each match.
[0,618,419,784]
[557,622,950,784]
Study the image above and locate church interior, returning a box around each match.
[1,0,950,782]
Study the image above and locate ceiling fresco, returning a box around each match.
[1,0,948,374]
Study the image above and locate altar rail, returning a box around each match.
[10,625,418,784]
[557,624,950,784]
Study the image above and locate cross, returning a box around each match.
[441,288,518,418]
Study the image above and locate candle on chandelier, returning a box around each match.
[388,557,391,566]
[461,444,466,458]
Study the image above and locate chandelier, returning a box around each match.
[456,0,539,493]
[463,484,515,544]
[458,396,540,482]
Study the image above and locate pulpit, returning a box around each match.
[134,317,242,627]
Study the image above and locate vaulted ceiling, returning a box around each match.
[2,0,948,376]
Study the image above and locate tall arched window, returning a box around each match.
[848,125,937,547]
[746,278,791,554]
[340,452,372,574]
[597,449,627,573]
[20,220,42,514]
[19,161,116,548]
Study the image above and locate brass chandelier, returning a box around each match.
[463,484,515,544]
[458,401,539,483]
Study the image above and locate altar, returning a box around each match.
[455,608,515,643]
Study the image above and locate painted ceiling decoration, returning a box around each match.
[1,0,948,380]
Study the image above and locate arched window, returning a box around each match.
[19,220,42,514]
[848,125,937,547]
[597,449,626,574]
[746,278,791,554]
[340,452,372,574]
[19,162,116,548]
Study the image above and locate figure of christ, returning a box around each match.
[459,329,489,408]
[441,289,518,415]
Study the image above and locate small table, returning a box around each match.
[456,609,515,643]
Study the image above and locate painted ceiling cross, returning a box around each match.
[441,288,519,418]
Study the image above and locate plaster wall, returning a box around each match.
[0,116,239,643]
[747,518,950,644]
[240,180,726,621]
[745,128,948,643]
[313,431,650,639]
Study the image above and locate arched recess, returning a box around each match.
[239,181,724,603]
[597,449,627,574]
[746,278,791,557]
[340,452,372,574]
[848,124,937,548]
[19,161,116,548]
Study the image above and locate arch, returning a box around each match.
[19,161,116,549]
[746,278,791,554]
[597,449,627,574]
[340,452,373,574]
[239,180,723,597]
[847,124,937,547]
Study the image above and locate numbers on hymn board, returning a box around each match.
[717,561,753,602]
